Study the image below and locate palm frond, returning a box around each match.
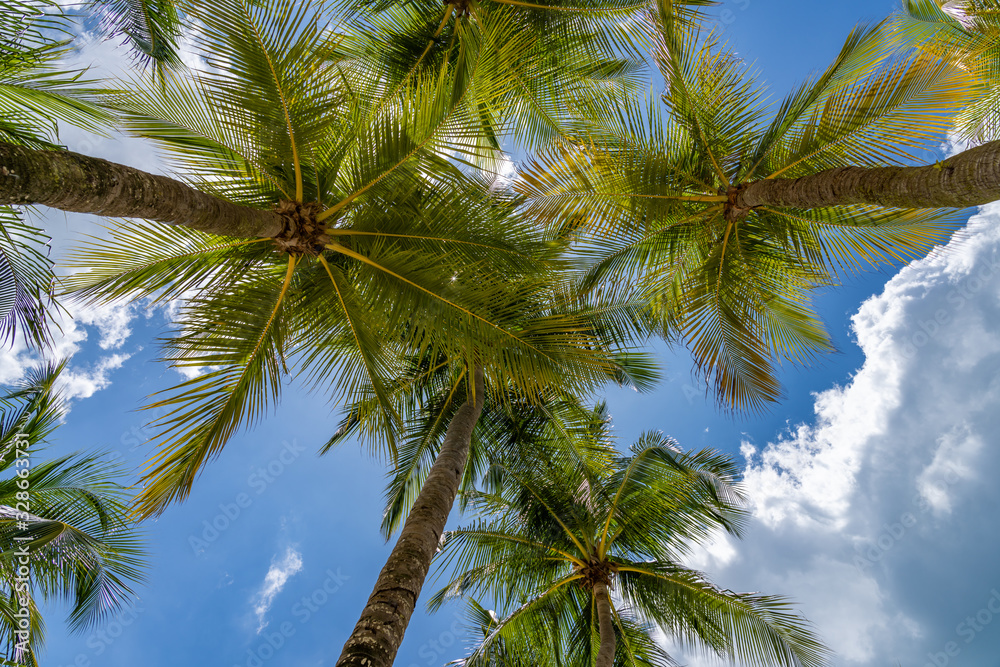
[87,0,181,69]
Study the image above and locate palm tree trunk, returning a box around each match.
[738,139,1000,210]
[0,142,282,237]
[594,582,616,667]
[336,365,486,667]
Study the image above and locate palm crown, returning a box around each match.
[63,0,653,519]
[519,8,974,410]
[431,417,827,666]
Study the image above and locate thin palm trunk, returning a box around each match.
[0,142,282,237]
[738,139,1000,210]
[594,581,616,667]
[337,365,486,667]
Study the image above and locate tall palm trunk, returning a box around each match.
[738,139,1000,210]
[594,581,616,667]
[0,142,281,237]
[337,365,486,667]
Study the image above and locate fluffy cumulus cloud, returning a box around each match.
[665,205,1000,666]
[252,547,304,634]
[0,299,135,400]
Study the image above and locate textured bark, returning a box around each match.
[594,582,616,667]
[337,365,486,667]
[738,140,1000,210]
[0,142,282,237]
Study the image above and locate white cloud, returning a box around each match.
[664,205,1000,665]
[58,350,131,400]
[489,154,517,191]
[252,547,304,634]
[0,300,136,404]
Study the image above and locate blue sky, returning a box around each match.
[9,1,1000,666]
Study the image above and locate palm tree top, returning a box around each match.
[57,0,659,519]
[432,423,827,667]
[518,11,975,410]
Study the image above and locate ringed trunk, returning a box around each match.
[594,581,616,667]
[336,365,486,667]
[738,139,1000,210]
[0,142,282,238]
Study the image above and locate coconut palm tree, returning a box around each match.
[430,429,828,667]
[517,8,1000,410]
[321,283,653,664]
[0,364,145,665]
[895,0,1000,142]
[55,0,640,508]
[41,0,658,662]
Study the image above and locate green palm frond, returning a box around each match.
[86,0,181,68]
[0,208,55,348]
[129,256,297,514]
[895,0,1000,141]
[0,365,145,664]
[334,0,652,156]
[617,562,826,667]
[0,22,113,147]
[518,14,972,411]
[432,421,826,666]
[751,47,973,180]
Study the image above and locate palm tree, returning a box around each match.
[0,364,145,665]
[430,428,828,667]
[518,8,991,410]
[894,0,1000,142]
[321,284,652,664]
[54,0,641,505]
[338,393,671,667]
[44,0,657,662]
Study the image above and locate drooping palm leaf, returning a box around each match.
[0,365,145,664]
[431,420,827,666]
[894,0,1000,142]
[518,15,974,410]
[86,0,182,69]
